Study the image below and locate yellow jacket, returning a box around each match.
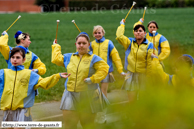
[0,35,46,75]
[151,58,194,87]
[134,20,170,61]
[52,44,109,92]
[116,24,153,74]
[89,37,123,74]
[0,65,61,110]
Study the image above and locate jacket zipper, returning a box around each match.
[10,66,17,110]
[74,56,82,92]
[98,43,100,56]
[135,44,139,72]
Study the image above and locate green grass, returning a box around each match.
[0,8,194,102]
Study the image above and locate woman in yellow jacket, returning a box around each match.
[0,31,46,75]
[52,32,109,129]
[0,47,70,123]
[151,54,194,87]
[134,18,170,63]
[89,25,124,98]
[0,30,46,96]
[116,19,154,102]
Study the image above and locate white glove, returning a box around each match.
[120,72,126,76]
[2,31,8,36]
[84,78,92,84]
[140,18,144,23]
[151,54,158,59]
[32,69,38,73]
[120,19,125,25]
[53,39,57,44]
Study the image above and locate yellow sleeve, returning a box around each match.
[151,58,169,83]
[90,60,109,83]
[110,48,123,74]
[133,20,143,28]
[147,46,159,76]
[34,73,61,90]
[33,58,46,75]
[51,44,65,67]
[116,24,131,50]
[146,48,154,76]
[158,40,170,61]
[0,35,10,60]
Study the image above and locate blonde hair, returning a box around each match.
[93,25,105,37]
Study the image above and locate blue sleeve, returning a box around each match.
[0,69,5,101]
[29,71,40,90]
[128,37,134,43]
[63,53,73,69]
[147,42,154,50]
[159,35,167,44]
[89,42,93,51]
[108,40,115,55]
[23,71,40,107]
[91,55,103,64]
[31,52,39,63]
[29,52,39,69]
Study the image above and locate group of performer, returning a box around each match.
[0,15,193,129]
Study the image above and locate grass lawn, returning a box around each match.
[0,7,194,102]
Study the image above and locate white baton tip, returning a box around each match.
[133,1,136,5]
[152,31,156,36]
[57,20,60,22]
[71,20,75,23]
[144,7,147,10]
[18,15,21,19]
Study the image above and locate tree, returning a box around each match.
[35,0,65,12]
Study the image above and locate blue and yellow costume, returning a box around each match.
[116,23,154,92]
[0,65,61,110]
[52,43,109,112]
[116,24,154,74]
[0,34,46,75]
[134,20,170,61]
[52,44,109,92]
[89,36,123,74]
[151,56,194,87]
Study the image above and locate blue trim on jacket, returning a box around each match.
[23,71,40,108]
[95,36,105,43]
[63,51,94,89]
[0,69,5,102]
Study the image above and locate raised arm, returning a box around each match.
[0,34,10,60]
[51,43,65,67]
[116,20,131,50]
[133,18,144,28]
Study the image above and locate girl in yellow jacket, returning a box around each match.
[0,47,70,122]
[116,19,154,102]
[0,30,47,96]
[89,25,124,98]
[134,18,170,62]
[0,31,46,75]
[151,54,194,88]
[52,32,109,129]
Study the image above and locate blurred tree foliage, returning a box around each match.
[35,0,194,12]
[35,0,65,12]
